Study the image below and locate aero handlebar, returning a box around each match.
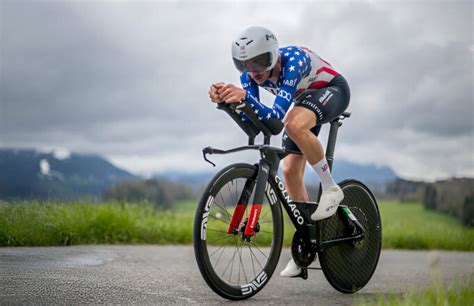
[217,101,284,145]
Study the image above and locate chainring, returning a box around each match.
[291,230,317,268]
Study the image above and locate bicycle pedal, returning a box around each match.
[295,267,308,280]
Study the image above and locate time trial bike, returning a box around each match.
[193,100,382,300]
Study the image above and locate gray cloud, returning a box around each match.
[1,0,472,180]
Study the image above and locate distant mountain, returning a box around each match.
[1,147,396,201]
[0,148,138,201]
[154,159,397,191]
[154,171,214,191]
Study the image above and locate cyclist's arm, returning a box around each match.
[240,73,274,120]
[268,49,309,120]
[241,73,260,101]
[238,73,260,122]
[244,78,302,121]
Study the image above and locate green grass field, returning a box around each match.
[1,200,473,249]
[0,202,194,246]
[358,286,473,306]
[379,201,474,250]
[357,273,473,306]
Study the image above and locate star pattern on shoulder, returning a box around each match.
[298,60,303,67]
[295,51,300,55]
[289,65,295,72]
[289,57,295,61]
[287,47,293,50]
[266,113,271,120]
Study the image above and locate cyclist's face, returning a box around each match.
[248,56,280,85]
[249,70,271,84]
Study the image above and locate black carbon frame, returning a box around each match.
[205,100,354,251]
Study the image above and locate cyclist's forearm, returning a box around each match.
[245,90,279,121]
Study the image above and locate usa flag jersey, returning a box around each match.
[240,46,340,121]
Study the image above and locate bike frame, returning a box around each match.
[203,101,363,251]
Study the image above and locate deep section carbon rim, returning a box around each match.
[194,164,283,300]
[319,179,382,293]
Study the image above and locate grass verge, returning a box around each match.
[0,201,193,246]
[0,200,473,249]
[379,201,474,250]
[357,271,473,306]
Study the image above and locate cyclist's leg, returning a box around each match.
[296,75,351,126]
[280,126,322,278]
[284,107,325,165]
[281,125,321,202]
[288,77,350,172]
[282,154,307,202]
[285,81,350,221]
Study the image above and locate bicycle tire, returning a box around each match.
[193,163,283,300]
[318,179,382,293]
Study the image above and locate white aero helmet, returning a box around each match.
[231,26,279,73]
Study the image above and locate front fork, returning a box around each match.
[227,161,270,236]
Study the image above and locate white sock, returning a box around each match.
[311,157,336,191]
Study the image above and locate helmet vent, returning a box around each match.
[246,40,254,45]
[235,42,240,47]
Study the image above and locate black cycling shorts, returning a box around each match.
[282,75,350,153]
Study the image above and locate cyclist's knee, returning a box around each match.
[284,109,317,141]
[285,119,309,141]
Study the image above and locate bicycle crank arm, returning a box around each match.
[296,267,308,280]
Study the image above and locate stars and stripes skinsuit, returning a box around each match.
[239,45,350,152]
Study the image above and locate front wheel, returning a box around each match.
[318,179,382,293]
[193,163,283,300]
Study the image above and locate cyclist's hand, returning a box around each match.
[209,82,225,103]
[218,84,246,103]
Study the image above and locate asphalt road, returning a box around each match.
[1,246,472,304]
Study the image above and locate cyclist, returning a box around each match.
[208,26,350,277]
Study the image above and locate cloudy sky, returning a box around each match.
[1,0,473,181]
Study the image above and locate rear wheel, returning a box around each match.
[193,163,283,300]
[318,179,382,293]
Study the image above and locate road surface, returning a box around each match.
[1,246,472,304]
